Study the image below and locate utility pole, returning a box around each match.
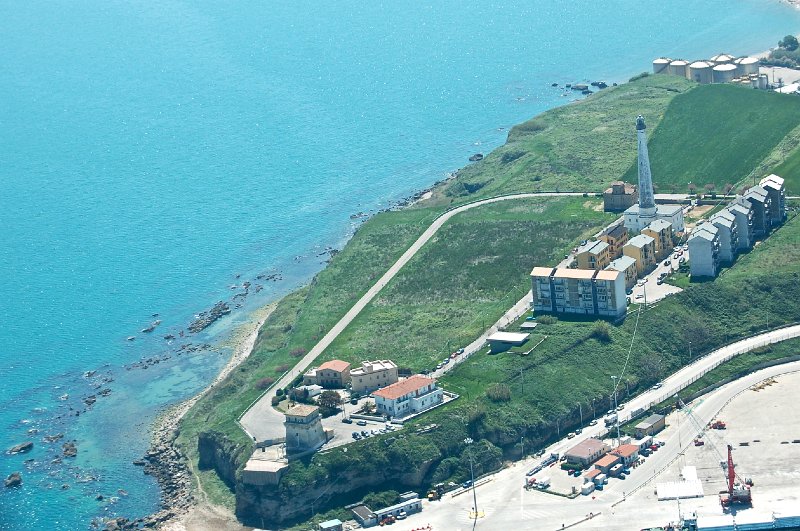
[577,402,583,427]
[611,375,621,446]
[464,438,479,521]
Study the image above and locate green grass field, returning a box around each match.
[620,84,800,193]
[320,198,614,371]
[426,75,695,203]
[772,145,800,195]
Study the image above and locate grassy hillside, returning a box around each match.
[428,74,695,203]
[772,144,800,195]
[621,84,800,193]
[320,197,615,371]
[280,213,800,531]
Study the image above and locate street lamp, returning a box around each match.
[464,438,480,521]
[611,376,621,446]
[577,402,583,427]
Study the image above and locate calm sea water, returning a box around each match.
[2,1,799,528]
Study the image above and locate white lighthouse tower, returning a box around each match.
[635,115,657,220]
[623,115,685,232]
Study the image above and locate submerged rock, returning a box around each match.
[62,441,78,458]
[7,442,33,454]
[4,472,22,488]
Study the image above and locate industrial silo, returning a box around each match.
[709,53,735,65]
[734,56,760,76]
[712,64,737,83]
[669,59,689,77]
[688,61,713,84]
[758,74,769,90]
[653,58,671,74]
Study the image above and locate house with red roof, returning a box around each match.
[373,375,443,419]
[303,359,351,388]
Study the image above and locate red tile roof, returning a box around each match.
[612,444,640,458]
[318,360,351,373]
[373,375,434,400]
[595,454,620,468]
[584,469,601,479]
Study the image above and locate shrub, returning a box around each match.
[485,383,511,403]
[275,364,290,373]
[290,347,307,358]
[271,396,281,406]
[591,320,612,342]
[276,388,284,397]
[537,315,558,325]
[256,377,276,390]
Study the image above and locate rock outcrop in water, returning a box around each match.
[188,301,231,333]
[7,442,33,454]
[4,472,22,487]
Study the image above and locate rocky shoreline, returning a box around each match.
[124,306,274,531]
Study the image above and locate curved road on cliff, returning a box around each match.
[240,192,696,440]
[240,191,594,440]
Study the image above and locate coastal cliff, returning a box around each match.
[197,431,247,489]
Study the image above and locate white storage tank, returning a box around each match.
[669,59,689,77]
[735,56,760,76]
[653,57,671,74]
[709,53,735,65]
[758,74,769,89]
[713,63,737,84]
[688,61,713,84]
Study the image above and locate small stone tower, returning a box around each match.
[284,404,326,454]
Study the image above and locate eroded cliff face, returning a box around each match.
[235,459,437,527]
[197,431,247,489]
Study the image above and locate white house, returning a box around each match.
[373,375,443,419]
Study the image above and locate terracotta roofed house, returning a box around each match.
[611,443,640,466]
[373,375,443,419]
[303,359,351,388]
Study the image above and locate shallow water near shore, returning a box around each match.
[2,1,800,529]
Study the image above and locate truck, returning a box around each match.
[604,413,618,426]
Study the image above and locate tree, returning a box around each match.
[780,35,799,51]
[704,183,716,193]
[688,183,697,194]
[318,390,343,410]
[723,183,734,195]
[362,401,376,414]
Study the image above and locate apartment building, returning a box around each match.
[598,223,629,260]
[728,197,754,251]
[688,222,721,278]
[760,174,786,225]
[744,185,772,238]
[709,209,739,265]
[623,234,657,276]
[641,219,673,261]
[603,181,638,212]
[531,266,627,318]
[303,360,351,388]
[349,360,399,395]
[605,255,638,290]
[575,240,611,270]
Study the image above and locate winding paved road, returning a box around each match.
[240,192,589,441]
[240,192,697,441]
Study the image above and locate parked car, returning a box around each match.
[651,382,663,390]
[663,260,670,266]
[457,348,465,354]
[567,432,576,439]
[342,417,353,424]
[397,510,407,520]
[442,358,450,365]
[436,363,443,369]
[589,419,598,426]
[361,430,370,437]
[356,420,368,426]
[352,432,360,439]
[575,428,582,434]
[450,352,458,359]
[462,480,473,489]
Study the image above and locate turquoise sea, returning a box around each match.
[2,1,799,529]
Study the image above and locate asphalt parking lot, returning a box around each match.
[320,394,404,448]
[630,246,686,304]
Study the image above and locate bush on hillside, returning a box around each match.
[537,315,558,325]
[363,490,399,510]
[290,347,307,357]
[591,320,612,343]
[256,377,276,390]
[485,383,511,403]
[629,72,650,82]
